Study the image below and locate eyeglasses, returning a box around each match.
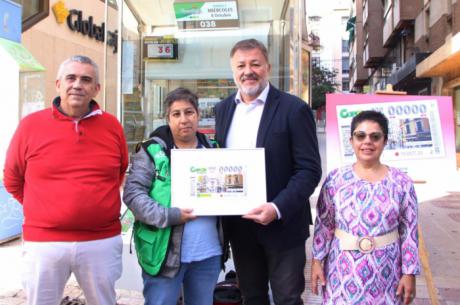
[352,131,384,142]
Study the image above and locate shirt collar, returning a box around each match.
[235,82,270,105]
[52,96,102,120]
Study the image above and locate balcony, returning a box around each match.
[383,0,422,47]
[350,51,367,88]
[385,52,431,94]
[364,40,385,68]
[388,52,430,85]
[363,0,385,67]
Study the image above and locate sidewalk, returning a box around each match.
[3,190,460,305]
[302,189,460,305]
[1,175,460,305]
[414,190,460,305]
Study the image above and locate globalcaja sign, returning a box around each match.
[66,9,118,53]
[52,1,117,53]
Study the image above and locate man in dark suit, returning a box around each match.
[215,39,322,305]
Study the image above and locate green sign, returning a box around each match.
[0,37,45,72]
[174,2,206,20]
[174,1,239,30]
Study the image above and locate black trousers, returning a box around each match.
[229,221,306,305]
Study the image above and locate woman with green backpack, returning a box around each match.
[123,87,223,305]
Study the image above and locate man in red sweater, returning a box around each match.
[3,55,128,305]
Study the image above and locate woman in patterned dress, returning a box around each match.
[311,110,420,305]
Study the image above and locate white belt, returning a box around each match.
[335,229,399,253]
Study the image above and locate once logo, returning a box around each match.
[190,166,207,174]
[339,108,361,119]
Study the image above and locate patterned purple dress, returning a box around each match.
[312,165,420,305]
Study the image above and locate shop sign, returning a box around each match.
[52,1,118,53]
[143,37,178,60]
[173,0,239,30]
[67,10,118,53]
[0,0,21,43]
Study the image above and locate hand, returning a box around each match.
[311,259,326,295]
[242,203,277,225]
[396,274,416,304]
[179,208,196,224]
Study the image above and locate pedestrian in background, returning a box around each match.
[215,39,322,305]
[311,110,419,304]
[3,55,128,305]
[123,88,223,305]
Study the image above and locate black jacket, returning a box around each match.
[215,85,322,250]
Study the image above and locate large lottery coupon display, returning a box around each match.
[325,93,457,185]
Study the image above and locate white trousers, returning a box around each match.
[22,235,123,305]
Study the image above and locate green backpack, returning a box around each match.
[133,142,171,276]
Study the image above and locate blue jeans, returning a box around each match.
[142,255,221,305]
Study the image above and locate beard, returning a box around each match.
[235,74,268,98]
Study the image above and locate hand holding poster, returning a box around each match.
[171,148,266,215]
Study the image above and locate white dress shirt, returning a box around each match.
[225,84,281,218]
[225,84,269,149]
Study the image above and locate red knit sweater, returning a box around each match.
[3,100,128,242]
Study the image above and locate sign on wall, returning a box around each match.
[52,1,118,53]
[173,0,239,30]
[0,0,22,43]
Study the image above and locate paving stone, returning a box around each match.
[0,289,19,298]
[413,298,432,305]
[0,297,25,305]
[438,288,460,302]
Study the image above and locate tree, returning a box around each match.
[311,65,338,110]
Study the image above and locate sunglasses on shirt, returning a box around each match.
[352,131,384,142]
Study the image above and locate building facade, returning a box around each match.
[349,0,460,156]
[307,0,350,92]
[14,0,119,113]
[117,0,310,156]
[11,0,311,161]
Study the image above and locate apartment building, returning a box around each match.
[415,0,460,153]
[350,0,432,94]
[350,0,460,153]
[306,0,350,92]
[349,0,367,92]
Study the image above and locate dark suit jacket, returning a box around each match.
[215,84,322,250]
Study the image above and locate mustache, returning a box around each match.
[240,73,258,81]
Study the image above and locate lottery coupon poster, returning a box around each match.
[326,94,457,184]
[337,100,444,162]
[170,148,266,215]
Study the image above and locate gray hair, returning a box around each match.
[164,87,199,119]
[230,39,269,62]
[56,55,100,84]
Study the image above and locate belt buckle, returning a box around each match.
[357,236,375,253]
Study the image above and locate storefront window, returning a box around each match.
[118,0,308,158]
[12,0,49,31]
